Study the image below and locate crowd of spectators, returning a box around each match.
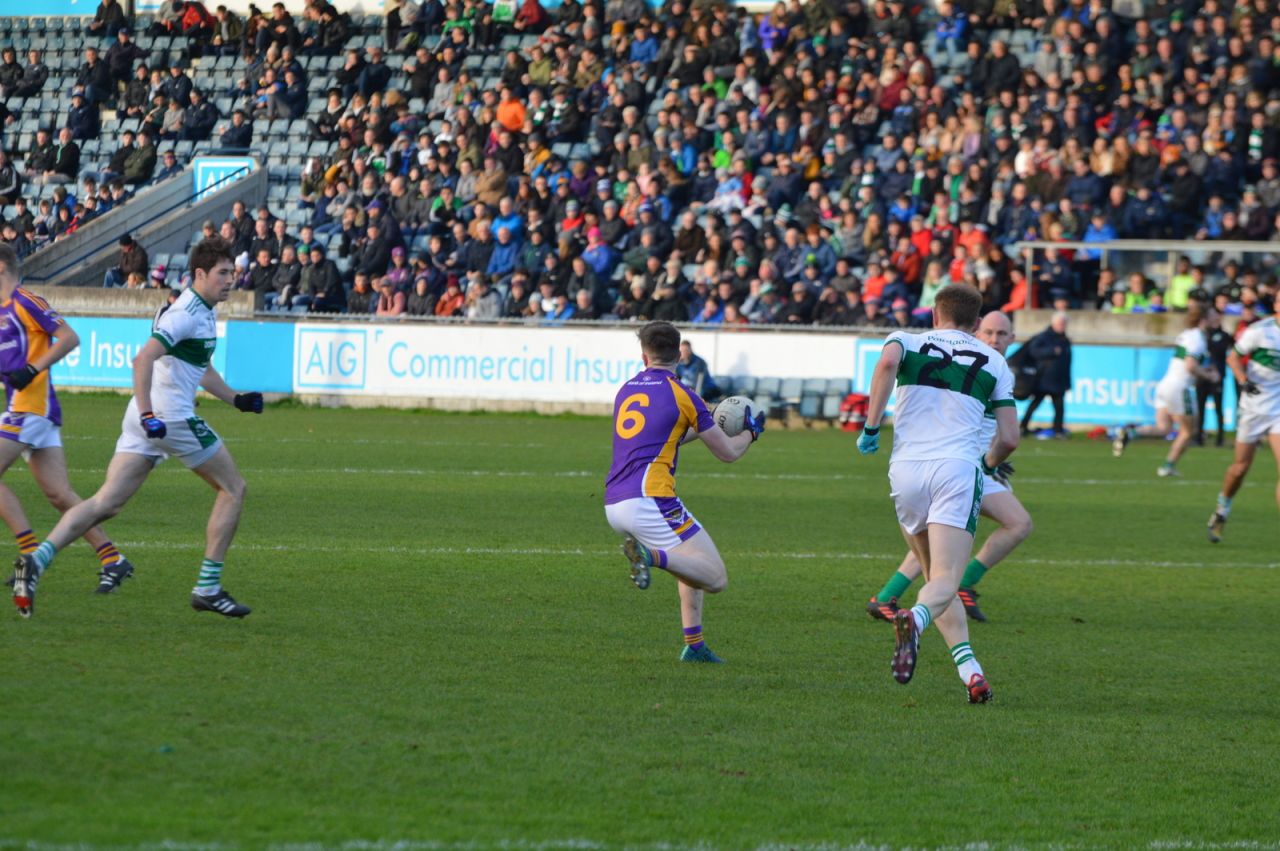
[5,0,1280,323]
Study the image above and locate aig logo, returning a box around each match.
[296,327,367,390]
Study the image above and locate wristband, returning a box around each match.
[863,425,880,436]
[981,456,996,475]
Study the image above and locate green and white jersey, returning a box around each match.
[149,288,216,418]
[1235,317,1280,419]
[1161,327,1207,389]
[886,329,1015,464]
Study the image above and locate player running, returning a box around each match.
[12,236,263,619]
[604,321,763,663]
[0,244,135,593]
[1207,314,1280,542]
[1112,307,1220,477]
[866,310,1032,624]
[858,286,1019,703]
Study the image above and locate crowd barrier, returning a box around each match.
[48,316,1237,429]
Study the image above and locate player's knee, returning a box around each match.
[705,572,728,594]
[1011,513,1034,542]
[44,489,76,513]
[224,476,248,503]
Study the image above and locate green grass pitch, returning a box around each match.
[2,394,1278,851]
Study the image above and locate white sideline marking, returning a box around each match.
[57,466,1235,488]
[104,540,1280,571]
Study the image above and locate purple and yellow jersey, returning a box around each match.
[0,288,64,426]
[604,368,714,505]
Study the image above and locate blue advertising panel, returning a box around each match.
[51,315,228,389]
[193,157,256,202]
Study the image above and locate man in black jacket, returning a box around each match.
[181,89,219,142]
[0,47,22,98]
[0,151,22,205]
[13,50,49,100]
[106,28,148,89]
[1020,312,1074,437]
[77,47,113,107]
[304,245,346,312]
[88,0,129,37]
[218,109,253,150]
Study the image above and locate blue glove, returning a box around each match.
[234,392,264,413]
[744,406,766,442]
[857,425,880,455]
[139,411,167,440]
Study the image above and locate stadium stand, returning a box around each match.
[0,0,1278,330]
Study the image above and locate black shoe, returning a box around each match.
[190,589,251,618]
[891,610,919,684]
[866,595,899,622]
[95,558,135,594]
[12,554,38,618]
[958,586,987,622]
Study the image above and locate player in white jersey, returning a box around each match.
[1113,308,1220,477]
[866,311,1033,625]
[858,286,1019,703]
[1207,315,1280,542]
[12,237,264,619]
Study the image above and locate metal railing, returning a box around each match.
[24,161,255,285]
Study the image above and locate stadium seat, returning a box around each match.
[824,378,851,396]
[821,394,844,420]
[798,392,822,421]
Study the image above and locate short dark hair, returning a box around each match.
[638,321,681,364]
[934,285,983,330]
[189,236,234,275]
[0,243,18,278]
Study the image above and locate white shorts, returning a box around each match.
[1155,380,1197,418]
[0,412,63,451]
[889,458,984,536]
[604,496,702,551]
[982,474,1008,498]
[1235,406,1280,445]
[116,408,223,469]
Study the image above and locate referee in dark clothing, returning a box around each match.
[1196,311,1232,447]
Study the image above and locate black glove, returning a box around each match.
[993,461,1015,487]
[1243,380,1262,396]
[234,392,264,414]
[5,364,39,391]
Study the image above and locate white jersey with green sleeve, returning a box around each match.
[886,329,1015,465]
[149,289,217,419]
[1235,317,1280,419]
[1161,328,1207,388]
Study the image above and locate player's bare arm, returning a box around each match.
[130,337,167,417]
[864,340,903,431]
[698,422,753,463]
[984,407,1020,471]
[30,321,78,373]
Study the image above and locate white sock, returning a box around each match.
[910,603,932,635]
[951,641,984,682]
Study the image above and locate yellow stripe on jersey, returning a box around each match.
[641,377,698,498]
[10,300,53,418]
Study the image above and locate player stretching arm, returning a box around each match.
[866,311,1033,623]
[12,237,264,619]
[0,244,136,596]
[1207,315,1280,542]
[1113,307,1220,477]
[604,321,763,664]
[858,285,1018,703]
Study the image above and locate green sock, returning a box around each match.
[961,558,989,588]
[194,559,224,596]
[876,570,914,602]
